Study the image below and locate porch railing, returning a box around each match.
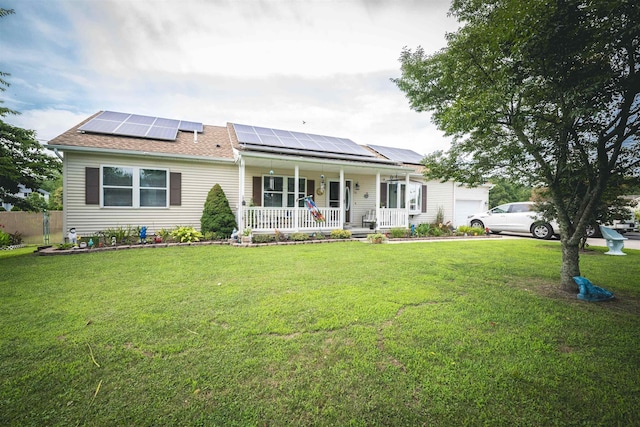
[240,207,408,232]
[241,207,341,232]
[377,208,408,228]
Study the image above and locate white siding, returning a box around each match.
[64,152,238,235]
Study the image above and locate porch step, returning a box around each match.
[349,228,377,238]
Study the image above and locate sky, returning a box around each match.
[1,0,460,156]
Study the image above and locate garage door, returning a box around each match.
[454,200,484,227]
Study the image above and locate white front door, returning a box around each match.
[329,180,352,223]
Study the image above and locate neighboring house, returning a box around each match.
[0,184,50,211]
[46,111,490,237]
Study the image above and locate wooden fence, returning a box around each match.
[0,211,63,245]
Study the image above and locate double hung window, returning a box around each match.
[102,166,168,208]
[263,175,306,207]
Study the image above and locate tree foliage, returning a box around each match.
[0,8,61,211]
[488,178,532,208]
[394,0,639,291]
[200,184,237,239]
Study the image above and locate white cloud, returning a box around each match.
[3,0,458,155]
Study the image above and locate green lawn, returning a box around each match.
[1,240,638,426]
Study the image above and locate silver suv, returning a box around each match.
[467,201,558,239]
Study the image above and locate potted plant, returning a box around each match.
[241,228,252,244]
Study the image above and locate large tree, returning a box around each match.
[393,0,639,292]
[0,8,61,211]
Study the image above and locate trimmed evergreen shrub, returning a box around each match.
[201,184,237,239]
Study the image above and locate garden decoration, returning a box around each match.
[68,228,78,246]
[231,228,239,242]
[599,225,627,255]
[111,236,116,246]
[88,238,94,249]
[302,196,325,222]
[573,276,614,302]
[139,226,147,244]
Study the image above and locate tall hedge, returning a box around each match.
[200,184,237,239]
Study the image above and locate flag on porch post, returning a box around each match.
[304,196,325,222]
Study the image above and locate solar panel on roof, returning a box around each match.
[125,114,156,125]
[368,144,425,164]
[232,123,375,158]
[146,126,179,140]
[98,111,130,121]
[78,111,202,142]
[79,118,121,133]
[178,121,203,133]
[114,122,151,138]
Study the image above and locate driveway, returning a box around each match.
[496,231,640,250]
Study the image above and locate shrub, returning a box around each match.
[170,226,203,243]
[415,223,432,237]
[252,234,275,244]
[0,229,10,247]
[457,225,485,236]
[435,206,445,224]
[367,233,387,244]
[201,184,237,239]
[156,228,173,243]
[290,233,309,241]
[330,229,352,239]
[390,228,409,238]
[429,227,444,237]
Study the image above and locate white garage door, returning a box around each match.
[454,200,484,227]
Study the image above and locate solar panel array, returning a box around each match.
[367,144,425,164]
[78,111,203,141]
[232,123,375,158]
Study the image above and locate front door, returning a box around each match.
[329,180,352,223]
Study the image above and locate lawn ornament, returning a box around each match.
[88,238,94,249]
[111,236,116,246]
[68,228,78,246]
[140,226,147,244]
[573,276,614,302]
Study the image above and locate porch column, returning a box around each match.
[238,158,245,232]
[405,172,410,228]
[375,172,380,231]
[294,164,299,232]
[339,168,345,227]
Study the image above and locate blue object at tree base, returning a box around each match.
[573,276,614,302]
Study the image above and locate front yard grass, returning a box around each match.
[1,240,638,426]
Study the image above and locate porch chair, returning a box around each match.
[362,209,376,229]
[599,225,627,256]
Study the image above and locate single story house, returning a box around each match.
[47,111,490,237]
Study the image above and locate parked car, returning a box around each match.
[467,201,558,239]
[585,208,637,237]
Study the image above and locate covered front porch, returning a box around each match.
[235,151,417,234]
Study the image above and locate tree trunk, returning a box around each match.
[560,239,580,293]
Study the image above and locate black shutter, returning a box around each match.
[170,172,181,206]
[252,176,262,206]
[421,185,427,213]
[85,167,100,205]
[307,179,315,201]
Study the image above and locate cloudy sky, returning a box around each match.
[1,0,459,155]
